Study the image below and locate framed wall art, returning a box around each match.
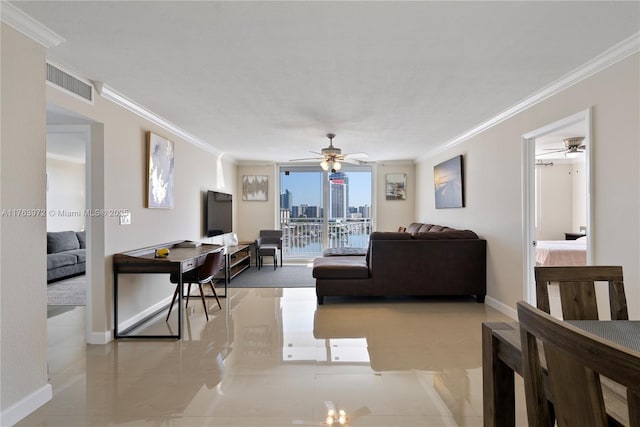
[385,173,407,200]
[434,155,464,209]
[242,175,268,201]
[146,132,175,209]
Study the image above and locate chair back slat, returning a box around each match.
[517,301,640,427]
[534,266,628,320]
[543,341,608,426]
[558,281,598,320]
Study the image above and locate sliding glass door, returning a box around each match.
[279,165,372,259]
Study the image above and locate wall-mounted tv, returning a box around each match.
[206,190,232,237]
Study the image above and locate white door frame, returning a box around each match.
[521,108,593,304]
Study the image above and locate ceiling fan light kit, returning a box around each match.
[320,133,343,171]
[289,133,368,170]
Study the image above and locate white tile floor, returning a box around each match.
[20,288,528,426]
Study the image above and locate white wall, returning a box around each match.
[0,24,51,424]
[236,164,279,242]
[536,163,573,241]
[416,53,640,317]
[375,162,416,231]
[572,159,587,232]
[46,157,86,232]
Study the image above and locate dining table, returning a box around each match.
[482,319,640,426]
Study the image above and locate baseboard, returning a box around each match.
[87,330,112,344]
[117,296,172,332]
[0,383,52,426]
[485,296,517,320]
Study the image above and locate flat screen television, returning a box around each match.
[206,190,232,237]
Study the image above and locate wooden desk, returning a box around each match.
[113,241,223,339]
[482,320,636,426]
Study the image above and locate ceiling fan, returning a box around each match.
[537,136,586,158]
[289,133,368,171]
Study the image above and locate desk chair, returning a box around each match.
[166,250,223,322]
[255,230,282,270]
[517,301,640,427]
[535,265,628,320]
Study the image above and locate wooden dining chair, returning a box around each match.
[534,265,628,320]
[166,250,223,322]
[517,301,640,427]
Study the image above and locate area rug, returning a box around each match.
[227,265,315,288]
[47,275,86,306]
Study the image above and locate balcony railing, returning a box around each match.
[280,218,372,259]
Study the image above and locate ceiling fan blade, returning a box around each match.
[342,158,364,165]
[344,152,369,159]
[288,157,323,162]
[537,149,565,155]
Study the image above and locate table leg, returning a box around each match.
[482,322,516,427]
[178,269,183,339]
[114,268,119,338]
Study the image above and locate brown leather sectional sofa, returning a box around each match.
[312,223,486,304]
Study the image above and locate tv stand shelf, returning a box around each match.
[226,244,251,282]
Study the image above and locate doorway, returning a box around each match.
[279,165,373,259]
[522,109,593,303]
[46,104,106,344]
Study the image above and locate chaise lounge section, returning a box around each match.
[312,223,486,304]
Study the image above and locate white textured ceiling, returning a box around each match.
[15,1,640,163]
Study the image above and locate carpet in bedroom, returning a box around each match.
[47,275,86,306]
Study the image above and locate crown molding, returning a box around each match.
[418,31,640,162]
[0,1,65,48]
[95,83,222,156]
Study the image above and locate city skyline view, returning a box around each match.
[279,169,372,208]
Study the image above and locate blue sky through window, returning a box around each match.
[280,170,371,207]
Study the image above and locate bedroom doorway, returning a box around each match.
[522,109,593,304]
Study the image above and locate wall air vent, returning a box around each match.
[46,63,92,103]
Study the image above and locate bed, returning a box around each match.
[535,237,587,266]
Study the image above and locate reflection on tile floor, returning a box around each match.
[20,289,528,426]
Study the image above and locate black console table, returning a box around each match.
[113,241,223,339]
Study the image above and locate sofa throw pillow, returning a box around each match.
[76,231,86,249]
[406,223,423,234]
[47,231,80,254]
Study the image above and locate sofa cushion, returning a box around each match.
[417,224,434,233]
[323,247,368,257]
[76,231,86,249]
[47,231,80,254]
[313,256,369,279]
[65,249,87,263]
[47,253,77,270]
[413,230,479,240]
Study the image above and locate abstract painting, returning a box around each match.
[385,173,407,200]
[434,155,464,209]
[242,175,268,201]
[146,132,175,208]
